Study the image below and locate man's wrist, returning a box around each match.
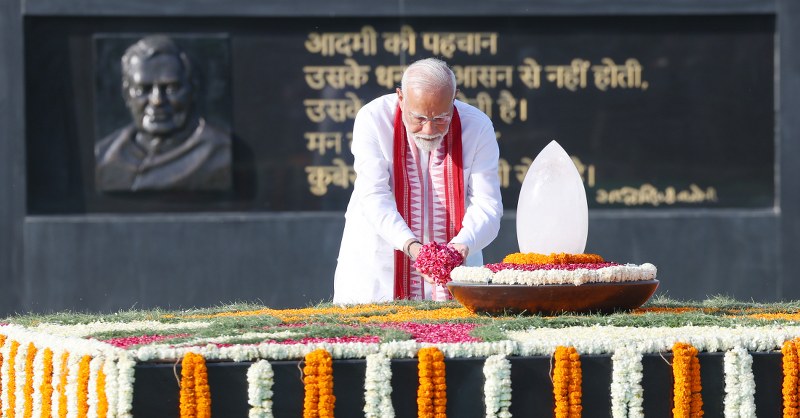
[404,239,421,258]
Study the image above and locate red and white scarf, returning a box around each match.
[393,104,465,300]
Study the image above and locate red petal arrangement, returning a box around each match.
[413,242,464,286]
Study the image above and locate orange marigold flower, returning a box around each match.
[97,362,108,418]
[673,342,703,418]
[783,339,800,418]
[77,355,91,418]
[194,355,211,418]
[179,352,210,418]
[503,252,605,265]
[40,349,54,418]
[5,340,20,418]
[553,346,582,418]
[304,349,335,418]
[0,334,5,414]
[418,347,446,418]
[23,343,37,418]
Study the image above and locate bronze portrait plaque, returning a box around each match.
[94,34,232,192]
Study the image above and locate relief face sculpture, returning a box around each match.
[95,35,232,191]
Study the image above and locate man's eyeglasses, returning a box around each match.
[408,112,453,128]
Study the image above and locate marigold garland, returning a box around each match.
[180,353,197,418]
[303,349,335,418]
[783,339,800,418]
[23,343,36,418]
[183,304,478,323]
[752,313,800,322]
[0,334,5,414]
[502,252,605,265]
[672,342,703,418]
[417,347,446,418]
[302,356,318,418]
[5,340,19,418]
[553,346,582,418]
[39,349,53,418]
[96,362,108,418]
[194,355,211,418]
[179,352,211,418]
[569,349,582,418]
[77,355,91,418]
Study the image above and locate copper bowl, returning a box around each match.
[447,280,659,316]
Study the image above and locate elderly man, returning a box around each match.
[95,35,231,192]
[333,58,503,303]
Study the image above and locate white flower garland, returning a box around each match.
[115,353,136,418]
[610,346,644,418]
[199,330,301,345]
[33,320,212,338]
[14,340,28,418]
[62,352,80,418]
[451,263,657,286]
[246,360,274,418]
[364,353,394,418]
[483,354,512,418]
[103,355,120,418]
[508,325,800,356]
[52,348,66,418]
[450,266,493,283]
[492,263,657,286]
[66,352,81,418]
[32,346,46,418]
[723,346,756,418]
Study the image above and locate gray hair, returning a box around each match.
[121,35,193,85]
[400,58,457,98]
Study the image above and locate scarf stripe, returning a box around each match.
[393,104,464,300]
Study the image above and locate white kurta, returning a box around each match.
[333,93,503,304]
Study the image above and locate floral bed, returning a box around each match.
[3,298,800,417]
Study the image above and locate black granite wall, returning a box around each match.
[1,0,797,314]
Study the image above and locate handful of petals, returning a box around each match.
[414,242,464,286]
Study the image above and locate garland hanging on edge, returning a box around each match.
[418,347,447,418]
[303,348,335,418]
[179,352,211,418]
[247,359,275,418]
[783,339,800,418]
[553,346,582,418]
[672,342,703,418]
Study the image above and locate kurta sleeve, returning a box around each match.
[350,104,417,251]
[449,120,503,254]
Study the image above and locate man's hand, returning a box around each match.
[450,243,469,264]
[409,241,423,260]
[404,238,423,261]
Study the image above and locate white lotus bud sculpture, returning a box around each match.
[517,140,588,254]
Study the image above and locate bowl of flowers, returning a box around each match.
[447,252,659,315]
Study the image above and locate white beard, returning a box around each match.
[412,123,449,153]
[414,134,444,152]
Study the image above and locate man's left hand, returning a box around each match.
[450,243,469,264]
